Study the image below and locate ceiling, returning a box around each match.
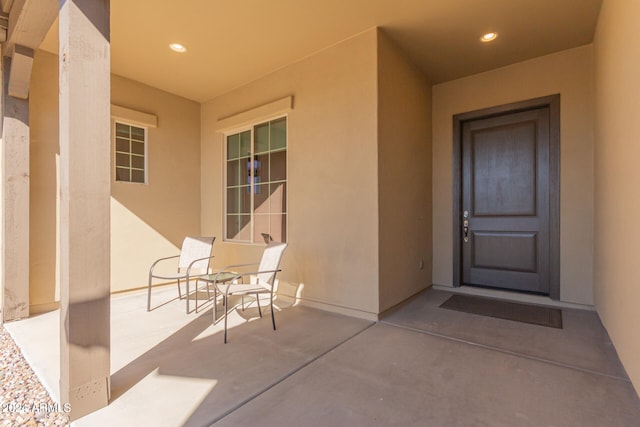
[40,0,603,103]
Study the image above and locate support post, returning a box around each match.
[58,0,110,420]
[0,0,57,322]
[0,54,30,322]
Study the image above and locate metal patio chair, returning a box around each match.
[209,242,288,343]
[147,236,215,313]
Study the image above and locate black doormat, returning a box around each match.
[439,294,563,329]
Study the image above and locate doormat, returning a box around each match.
[439,294,563,329]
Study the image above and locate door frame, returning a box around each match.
[451,94,561,299]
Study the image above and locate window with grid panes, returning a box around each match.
[225,117,287,243]
[115,122,146,183]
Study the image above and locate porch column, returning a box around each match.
[0,54,30,321]
[58,0,111,420]
[0,0,57,322]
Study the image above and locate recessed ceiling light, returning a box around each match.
[169,43,187,53]
[480,32,498,43]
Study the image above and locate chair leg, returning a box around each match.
[270,294,276,331]
[213,287,218,321]
[241,295,245,311]
[177,279,182,299]
[195,279,199,313]
[256,293,262,318]
[185,277,190,314]
[147,275,153,311]
[194,279,202,313]
[224,298,228,344]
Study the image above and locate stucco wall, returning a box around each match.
[30,50,61,312]
[593,0,640,395]
[377,30,432,312]
[432,45,595,305]
[29,50,201,309]
[109,75,201,292]
[201,29,379,318]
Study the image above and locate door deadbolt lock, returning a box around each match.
[463,210,470,243]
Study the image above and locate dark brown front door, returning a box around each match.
[461,106,552,294]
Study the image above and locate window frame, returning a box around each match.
[223,114,288,244]
[113,120,149,185]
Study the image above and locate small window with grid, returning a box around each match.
[115,122,146,183]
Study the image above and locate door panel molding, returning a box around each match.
[471,119,538,217]
[472,231,538,272]
[452,94,560,299]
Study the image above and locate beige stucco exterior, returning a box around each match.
[29,27,433,320]
[432,45,596,306]
[200,29,432,319]
[109,74,201,293]
[593,0,640,396]
[29,50,202,310]
[201,29,380,319]
[377,30,432,312]
[29,50,60,313]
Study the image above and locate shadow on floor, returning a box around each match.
[214,290,640,427]
[8,287,640,426]
[381,289,629,379]
[75,286,373,427]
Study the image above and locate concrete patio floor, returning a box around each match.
[5,287,640,426]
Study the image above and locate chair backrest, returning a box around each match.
[178,237,215,273]
[257,242,288,287]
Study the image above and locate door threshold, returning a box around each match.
[432,285,594,311]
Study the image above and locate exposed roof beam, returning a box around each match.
[1,0,14,14]
[1,0,56,99]
[7,44,32,98]
[4,0,57,56]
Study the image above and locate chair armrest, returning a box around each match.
[149,255,180,276]
[186,255,216,277]
[214,269,282,296]
[220,262,259,270]
[230,269,282,278]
